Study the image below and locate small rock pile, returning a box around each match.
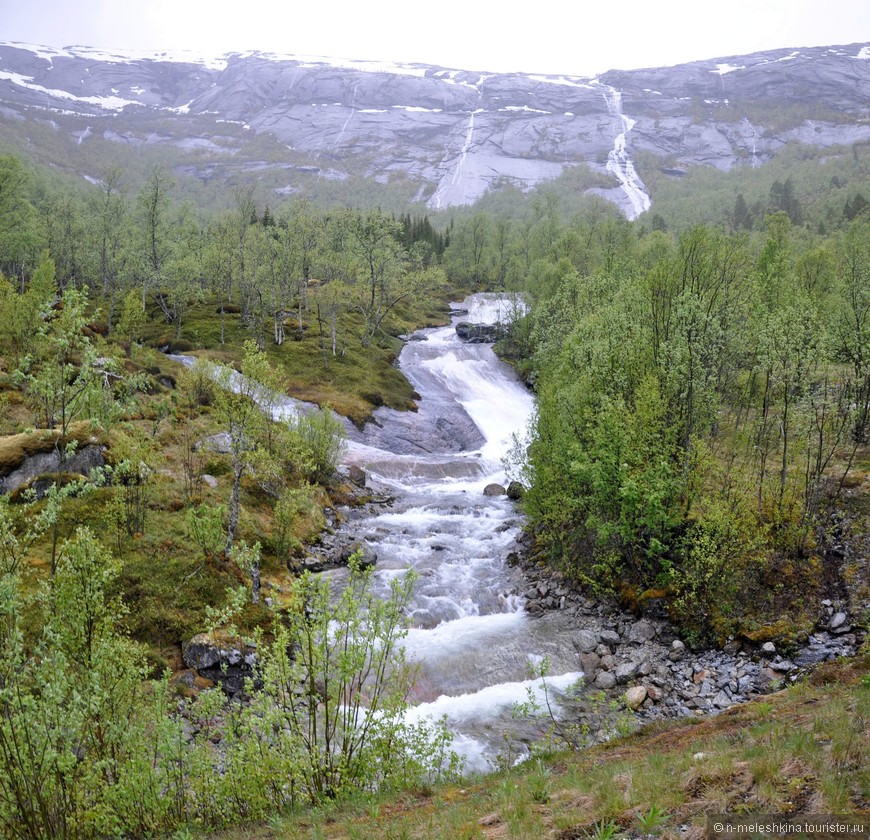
[517,559,862,721]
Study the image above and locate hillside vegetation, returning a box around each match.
[0,136,867,838]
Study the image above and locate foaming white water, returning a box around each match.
[340,294,587,768]
[404,671,584,773]
[406,671,585,726]
[600,85,651,220]
[461,292,528,325]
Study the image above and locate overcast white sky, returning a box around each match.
[1,0,869,76]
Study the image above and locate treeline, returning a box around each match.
[0,155,448,359]
[494,208,870,644]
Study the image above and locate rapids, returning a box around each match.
[336,293,585,772]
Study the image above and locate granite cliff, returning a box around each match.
[1,41,869,216]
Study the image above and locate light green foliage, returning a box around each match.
[107,426,158,542]
[635,804,668,835]
[117,287,147,350]
[519,214,866,641]
[222,561,460,806]
[228,539,261,603]
[0,538,459,836]
[186,502,226,560]
[270,482,322,557]
[15,269,101,432]
[211,342,272,553]
[0,155,38,281]
[284,407,347,485]
[0,528,181,839]
[0,251,58,364]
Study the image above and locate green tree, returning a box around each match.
[0,155,38,284]
[210,341,274,554]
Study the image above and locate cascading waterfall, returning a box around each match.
[600,85,651,219]
[429,109,480,210]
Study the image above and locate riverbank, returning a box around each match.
[510,504,867,732]
[207,650,869,840]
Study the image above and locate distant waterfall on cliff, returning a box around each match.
[600,85,651,219]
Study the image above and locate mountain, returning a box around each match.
[1,41,869,217]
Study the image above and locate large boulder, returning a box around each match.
[455,322,506,343]
[506,481,525,500]
[624,685,648,710]
[195,433,232,454]
[628,619,657,643]
[573,630,600,653]
[595,671,617,689]
[483,483,506,497]
[0,431,106,495]
[182,634,258,697]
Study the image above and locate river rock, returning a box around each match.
[829,612,847,630]
[668,639,686,661]
[483,483,506,496]
[455,322,505,343]
[595,671,617,689]
[712,690,732,709]
[646,685,664,701]
[600,630,621,645]
[629,619,657,643]
[615,661,639,683]
[506,481,525,500]
[348,464,367,488]
[578,652,600,677]
[574,629,600,653]
[624,686,647,710]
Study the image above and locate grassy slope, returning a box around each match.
[144,288,459,426]
[206,654,869,840]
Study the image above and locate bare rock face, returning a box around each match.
[182,634,258,697]
[1,42,869,216]
[0,442,106,496]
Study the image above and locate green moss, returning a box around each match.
[0,421,104,472]
[149,287,456,425]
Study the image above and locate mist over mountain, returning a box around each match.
[1,40,869,216]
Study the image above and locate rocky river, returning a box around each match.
[179,293,863,774]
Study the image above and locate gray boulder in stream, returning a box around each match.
[483,483,507,496]
[456,323,505,343]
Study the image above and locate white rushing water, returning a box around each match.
[600,86,651,220]
[339,294,584,773]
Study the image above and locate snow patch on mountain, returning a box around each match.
[0,70,141,110]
